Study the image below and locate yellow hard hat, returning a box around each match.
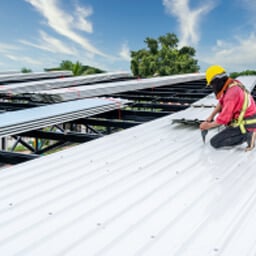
[205,65,226,85]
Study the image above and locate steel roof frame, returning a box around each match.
[0,76,211,165]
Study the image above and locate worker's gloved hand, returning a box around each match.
[200,120,220,130]
[200,121,211,130]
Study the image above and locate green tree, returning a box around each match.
[45,60,105,76]
[59,60,84,76]
[82,67,104,75]
[59,60,73,71]
[72,61,84,76]
[230,70,256,78]
[130,33,199,78]
[21,67,32,73]
[144,37,158,54]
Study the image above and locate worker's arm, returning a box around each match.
[206,102,222,122]
[200,103,222,130]
[200,120,220,130]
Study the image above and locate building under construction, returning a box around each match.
[0,70,256,256]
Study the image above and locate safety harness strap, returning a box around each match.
[229,81,256,134]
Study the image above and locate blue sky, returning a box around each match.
[0,0,256,73]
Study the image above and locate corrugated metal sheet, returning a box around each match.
[19,73,205,102]
[0,71,72,82]
[171,106,213,124]
[236,75,256,91]
[1,73,255,255]
[191,94,217,107]
[0,71,132,95]
[0,97,129,137]
[0,71,131,95]
[0,108,255,255]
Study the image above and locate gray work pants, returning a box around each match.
[210,126,248,148]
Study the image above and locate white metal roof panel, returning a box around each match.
[0,110,255,255]
[171,106,214,123]
[0,97,129,137]
[192,93,217,107]
[21,73,205,102]
[0,71,132,95]
[0,71,72,82]
[236,75,256,92]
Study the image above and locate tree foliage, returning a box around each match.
[130,33,199,78]
[230,70,256,78]
[21,67,32,73]
[45,60,105,76]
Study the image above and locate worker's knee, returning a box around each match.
[210,137,221,148]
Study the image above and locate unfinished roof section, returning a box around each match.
[15,73,205,103]
[0,73,208,165]
[172,75,256,124]
[0,111,255,255]
[0,71,133,96]
[0,70,73,83]
[1,74,256,255]
[193,75,256,107]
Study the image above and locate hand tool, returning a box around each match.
[201,129,208,144]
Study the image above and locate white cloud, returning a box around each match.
[0,43,20,53]
[199,33,256,71]
[20,31,77,55]
[0,43,44,69]
[162,0,215,46]
[119,43,131,61]
[74,5,93,33]
[25,0,107,57]
[5,54,43,65]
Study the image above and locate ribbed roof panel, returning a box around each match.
[0,97,129,137]
[0,71,132,95]
[20,73,205,102]
[0,71,72,82]
[0,111,255,255]
[1,73,255,255]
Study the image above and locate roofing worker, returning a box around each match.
[200,65,256,151]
